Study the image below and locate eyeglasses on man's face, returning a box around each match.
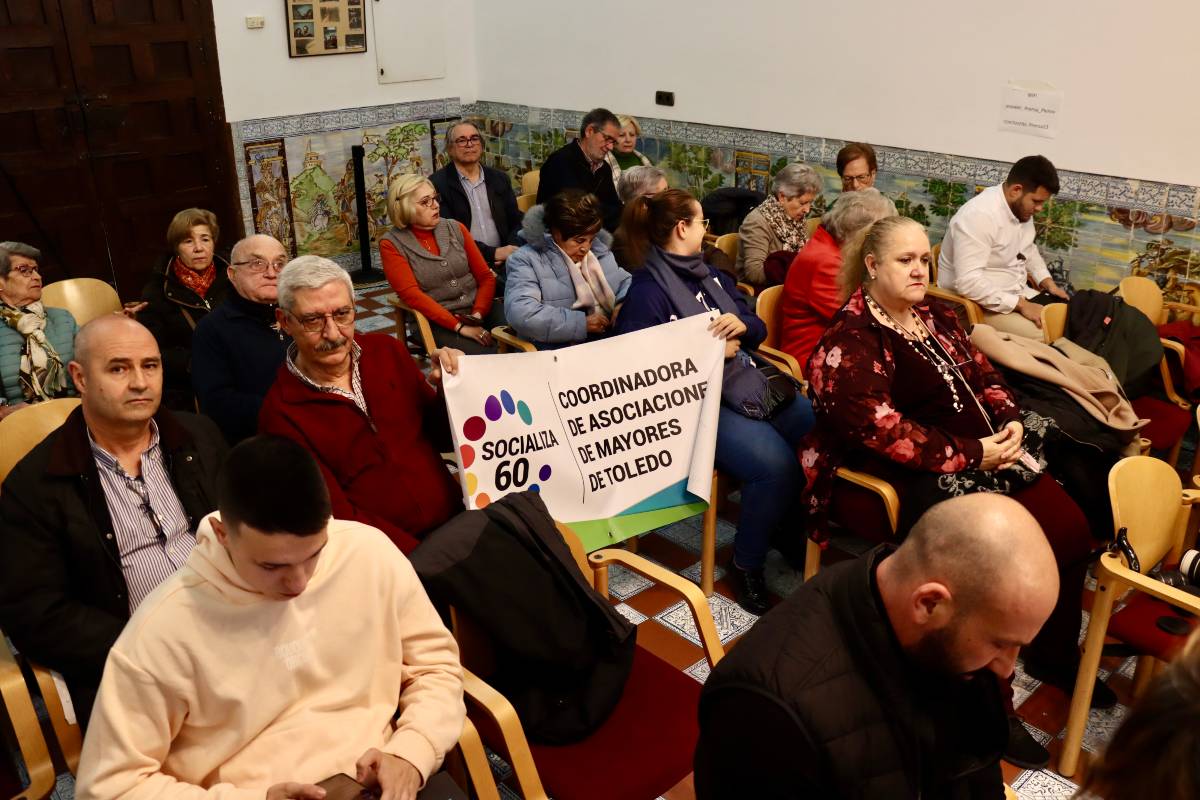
[9,264,40,277]
[233,257,288,274]
[289,306,355,333]
[841,171,876,188]
[416,194,441,209]
[452,134,483,147]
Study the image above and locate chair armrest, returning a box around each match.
[925,286,984,326]
[1099,553,1200,615]
[456,717,501,800]
[1163,300,1200,320]
[461,669,549,800]
[736,281,757,297]
[1159,338,1191,408]
[588,549,726,668]
[491,326,537,353]
[755,345,806,387]
[835,467,900,533]
[0,638,56,799]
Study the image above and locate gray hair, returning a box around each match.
[617,165,668,204]
[771,163,822,199]
[444,120,480,150]
[821,188,897,242]
[0,241,41,277]
[277,255,354,312]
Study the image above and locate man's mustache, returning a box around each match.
[315,337,348,352]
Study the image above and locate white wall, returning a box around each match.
[213,0,476,122]
[473,0,1200,186]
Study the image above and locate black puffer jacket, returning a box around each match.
[695,547,1007,800]
[0,407,226,727]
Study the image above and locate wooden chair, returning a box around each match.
[804,216,821,239]
[713,233,739,266]
[1,636,56,799]
[752,285,804,382]
[520,169,540,197]
[516,193,537,213]
[924,242,985,326]
[459,521,723,800]
[1059,456,1200,777]
[0,398,81,487]
[40,278,121,326]
[930,242,941,284]
[385,293,438,357]
[491,325,537,354]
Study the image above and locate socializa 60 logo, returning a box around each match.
[459,389,556,508]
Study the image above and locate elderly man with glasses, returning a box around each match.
[258,255,464,554]
[430,120,524,271]
[191,234,290,443]
[535,107,625,232]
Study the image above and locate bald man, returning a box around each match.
[0,316,225,727]
[191,234,290,442]
[695,494,1058,800]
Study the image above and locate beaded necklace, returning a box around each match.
[864,290,970,414]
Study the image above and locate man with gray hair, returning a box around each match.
[430,120,524,270]
[737,162,824,286]
[190,234,290,443]
[696,493,1061,797]
[779,188,897,363]
[258,255,464,554]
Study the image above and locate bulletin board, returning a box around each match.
[286,0,368,58]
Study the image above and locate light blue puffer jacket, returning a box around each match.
[0,306,78,403]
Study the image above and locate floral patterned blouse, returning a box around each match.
[799,288,1021,542]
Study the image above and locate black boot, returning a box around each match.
[1003,716,1050,770]
[1021,656,1118,709]
[730,561,770,615]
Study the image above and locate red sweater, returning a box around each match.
[380,221,496,331]
[257,333,462,553]
[779,225,845,369]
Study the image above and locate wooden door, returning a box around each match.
[0,0,239,296]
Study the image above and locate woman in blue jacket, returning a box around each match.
[614,190,814,615]
[503,190,632,349]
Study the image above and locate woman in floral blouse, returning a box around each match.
[801,216,1112,765]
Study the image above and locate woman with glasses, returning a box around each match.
[736,162,823,288]
[835,142,878,192]
[380,173,501,355]
[503,189,632,350]
[613,189,815,616]
[0,241,78,417]
[138,208,233,410]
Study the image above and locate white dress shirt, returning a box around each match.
[937,184,1051,314]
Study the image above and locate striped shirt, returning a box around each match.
[286,340,371,420]
[89,421,195,613]
[457,168,502,248]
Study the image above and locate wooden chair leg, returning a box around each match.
[700,472,719,597]
[1167,436,1184,468]
[1131,655,1158,700]
[1059,576,1117,777]
[625,536,639,554]
[803,539,822,582]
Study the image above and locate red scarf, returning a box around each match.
[172,257,216,298]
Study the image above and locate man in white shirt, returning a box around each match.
[937,155,1068,338]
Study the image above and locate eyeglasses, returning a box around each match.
[685,217,711,230]
[452,135,482,147]
[289,306,355,333]
[416,194,441,209]
[232,257,287,273]
[10,264,40,277]
[841,172,876,188]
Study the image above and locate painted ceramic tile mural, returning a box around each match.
[233,97,1200,301]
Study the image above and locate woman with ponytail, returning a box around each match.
[614,189,815,615]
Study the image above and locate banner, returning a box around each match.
[443,315,724,527]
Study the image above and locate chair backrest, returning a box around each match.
[0,398,81,486]
[1109,455,1188,572]
[1,637,56,799]
[1118,276,1165,324]
[929,242,941,284]
[521,169,540,196]
[804,216,820,239]
[755,284,784,348]
[713,233,739,264]
[1041,302,1068,342]
[40,278,121,326]
[517,193,537,212]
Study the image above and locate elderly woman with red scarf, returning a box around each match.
[139,208,234,410]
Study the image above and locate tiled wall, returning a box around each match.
[232,97,1200,307]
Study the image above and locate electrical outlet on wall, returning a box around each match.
[245,15,265,29]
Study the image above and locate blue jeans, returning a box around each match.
[714,396,815,570]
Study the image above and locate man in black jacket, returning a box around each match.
[430,121,524,273]
[191,234,290,442]
[535,108,623,231]
[695,494,1059,799]
[0,316,226,727]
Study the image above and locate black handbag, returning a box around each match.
[721,349,799,420]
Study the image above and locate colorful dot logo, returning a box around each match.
[460,390,551,508]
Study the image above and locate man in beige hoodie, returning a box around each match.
[76,435,465,800]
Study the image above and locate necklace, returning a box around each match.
[865,291,964,413]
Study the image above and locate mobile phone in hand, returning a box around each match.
[316,773,377,800]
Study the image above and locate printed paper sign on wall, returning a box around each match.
[444,315,724,524]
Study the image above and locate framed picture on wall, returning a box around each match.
[286,0,368,57]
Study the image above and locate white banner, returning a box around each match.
[443,314,724,522]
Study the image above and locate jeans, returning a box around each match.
[715,396,815,570]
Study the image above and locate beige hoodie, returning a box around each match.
[76,515,464,800]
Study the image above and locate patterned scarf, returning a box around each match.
[555,243,617,316]
[172,257,217,298]
[756,196,809,253]
[0,300,68,401]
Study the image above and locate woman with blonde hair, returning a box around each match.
[379,173,501,354]
[605,114,653,189]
